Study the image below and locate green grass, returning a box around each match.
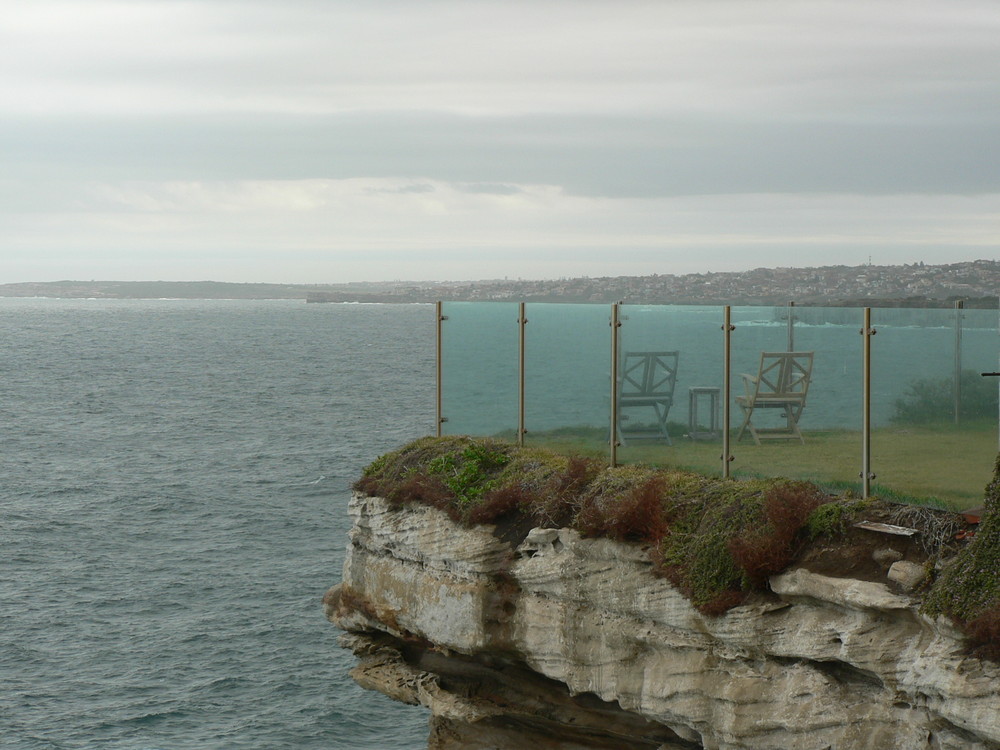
[509,421,997,510]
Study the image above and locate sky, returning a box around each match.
[1,0,998,284]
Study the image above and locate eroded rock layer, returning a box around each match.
[326,494,1000,750]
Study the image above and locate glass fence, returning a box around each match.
[437,301,999,510]
[439,302,519,436]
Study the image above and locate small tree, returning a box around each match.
[891,370,998,424]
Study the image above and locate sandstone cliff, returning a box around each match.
[326,493,1000,750]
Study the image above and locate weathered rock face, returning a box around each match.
[326,494,1000,750]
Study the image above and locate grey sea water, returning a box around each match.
[5,297,995,749]
[0,299,434,749]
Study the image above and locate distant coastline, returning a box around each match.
[2,260,998,308]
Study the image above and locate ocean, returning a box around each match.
[439,301,998,436]
[4,297,995,749]
[1,299,434,749]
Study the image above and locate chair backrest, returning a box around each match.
[751,351,813,400]
[620,351,679,398]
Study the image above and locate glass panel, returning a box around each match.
[871,307,999,509]
[729,306,862,493]
[522,303,611,458]
[616,305,725,475]
[439,302,519,438]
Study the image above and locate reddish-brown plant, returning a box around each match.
[466,483,534,525]
[386,473,458,519]
[353,473,383,497]
[729,533,795,586]
[764,481,826,540]
[961,604,1000,662]
[577,478,668,543]
[526,455,602,527]
[729,481,826,585]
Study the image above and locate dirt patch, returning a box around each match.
[797,502,967,583]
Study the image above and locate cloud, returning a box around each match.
[1,178,996,282]
[4,1,1000,120]
[457,183,523,196]
[1,0,999,282]
[3,108,998,201]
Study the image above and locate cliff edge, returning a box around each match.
[326,492,1000,749]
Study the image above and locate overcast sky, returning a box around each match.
[2,1,998,283]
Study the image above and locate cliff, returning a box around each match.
[326,493,1000,750]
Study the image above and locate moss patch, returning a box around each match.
[923,455,1000,658]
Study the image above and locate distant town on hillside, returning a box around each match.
[2,260,998,307]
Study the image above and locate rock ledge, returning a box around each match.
[327,494,1000,750]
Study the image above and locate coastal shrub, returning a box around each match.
[962,608,1000,661]
[729,481,827,585]
[522,455,603,528]
[427,439,511,506]
[805,497,869,540]
[656,511,751,612]
[463,451,603,528]
[466,482,535,525]
[576,471,669,543]
[359,436,832,617]
[354,435,517,519]
[653,481,766,613]
[355,435,1000,661]
[354,435,471,499]
[891,369,998,424]
[924,454,1000,660]
[387,472,454,516]
[654,479,828,613]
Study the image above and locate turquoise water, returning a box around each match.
[0,299,434,749]
[440,301,999,437]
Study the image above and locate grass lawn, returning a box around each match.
[516,421,998,511]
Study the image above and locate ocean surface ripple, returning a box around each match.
[0,299,434,749]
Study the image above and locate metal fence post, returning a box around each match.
[722,305,734,478]
[610,302,621,467]
[518,302,527,446]
[861,307,875,498]
[954,300,964,425]
[787,300,795,351]
[436,301,445,436]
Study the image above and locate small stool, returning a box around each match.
[688,387,721,440]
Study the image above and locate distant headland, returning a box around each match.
[2,260,998,307]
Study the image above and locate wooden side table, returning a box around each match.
[688,386,721,441]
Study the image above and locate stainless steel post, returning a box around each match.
[722,306,734,478]
[862,307,874,498]
[436,301,445,437]
[610,303,621,467]
[954,300,964,425]
[518,302,527,446]
[787,300,795,351]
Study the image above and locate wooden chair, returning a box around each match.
[617,351,679,445]
[736,351,814,445]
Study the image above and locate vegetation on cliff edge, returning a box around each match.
[357,437,849,613]
[355,435,995,656]
[922,454,1000,659]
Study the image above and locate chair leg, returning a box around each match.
[784,408,806,444]
[654,403,672,446]
[736,404,754,444]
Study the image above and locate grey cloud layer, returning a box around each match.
[1,0,998,282]
[4,111,997,199]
